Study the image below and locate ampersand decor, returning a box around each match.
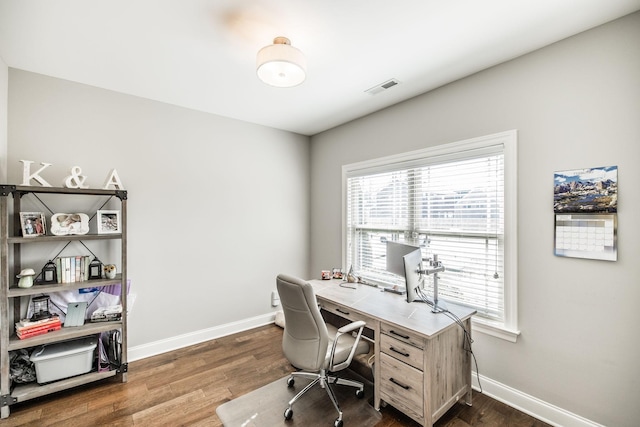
[64,166,89,189]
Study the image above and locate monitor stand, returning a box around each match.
[431,298,447,313]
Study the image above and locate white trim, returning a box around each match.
[473,374,605,427]
[472,317,520,342]
[127,312,276,362]
[502,129,519,335]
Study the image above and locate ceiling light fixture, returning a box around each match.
[256,37,306,88]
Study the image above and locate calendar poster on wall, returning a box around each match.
[553,166,617,261]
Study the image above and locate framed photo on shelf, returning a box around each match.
[50,213,90,235]
[19,212,47,237]
[97,210,121,234]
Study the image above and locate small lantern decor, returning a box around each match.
[88,258,103,280]
[41,260,58,284]
[31,295,52,321]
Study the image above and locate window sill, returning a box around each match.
[472,318,520,342]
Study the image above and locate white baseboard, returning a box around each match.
[128,315,601,427]
[127,312,276,362]
[473,374,604,427]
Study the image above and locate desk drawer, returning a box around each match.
[381,323,425,349]
[380,333,423,370]
[379,352,424,421]
[318,300,375,327]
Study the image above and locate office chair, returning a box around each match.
[276,274,370,427]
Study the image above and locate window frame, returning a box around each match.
[342,130,520,341]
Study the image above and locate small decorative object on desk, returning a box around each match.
[321,270,332,280]
[19,212,46,237]
[17,268,36,288]
[50,213,89,235]
[346,265,357,283]
[104,264,117,280]
[332,268,343,279]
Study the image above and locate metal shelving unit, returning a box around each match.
[0,185,128,418]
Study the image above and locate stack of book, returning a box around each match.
[90,305,122,322]
[54,255,92,283]
[15,315,62,339]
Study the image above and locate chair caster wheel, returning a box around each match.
[287,377,295,387]
[284,407,293,420]
[334,418,343,427]
[355,388,365,399]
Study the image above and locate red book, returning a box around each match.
[17,324,62,339]
[16,317,61,332]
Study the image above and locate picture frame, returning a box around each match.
[19,212,47,237]
[50,213,90,235]
[97,210,121,234]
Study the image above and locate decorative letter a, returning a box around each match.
[103,169,125,190]
[21,160,53,187]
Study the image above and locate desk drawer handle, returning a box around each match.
[336,308,350,316]
[389,347,410,358]
[389,330,410,340]
[389,378,410,390]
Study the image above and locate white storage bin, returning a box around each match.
[30,337,97,383]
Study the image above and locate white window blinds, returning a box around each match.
[345,141,507,322]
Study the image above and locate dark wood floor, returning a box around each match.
[4,324,550,426]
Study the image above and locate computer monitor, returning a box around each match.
[402,247,424,303]
[403,249,447,311]
[386,241,420,276]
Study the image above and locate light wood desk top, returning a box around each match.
[309,278,476,338]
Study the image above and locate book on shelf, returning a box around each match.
[15,315,62,339]
[16,323,62,339]
[55,255,91,283]
[15,315,61,330]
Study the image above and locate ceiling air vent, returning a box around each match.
[365,78,400,95]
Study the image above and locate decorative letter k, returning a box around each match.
[20,160,53,187]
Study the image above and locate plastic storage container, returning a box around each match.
[30,337,97,383]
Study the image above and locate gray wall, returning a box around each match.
[0,55,7,181]
[310,12,640,427]
[7,71,310,347]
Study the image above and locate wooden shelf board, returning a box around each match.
[8,321,123,351]
[11,370,119,402]
[8,275,124,298]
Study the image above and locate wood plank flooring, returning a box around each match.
[4,324,551,426]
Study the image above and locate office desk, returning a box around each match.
[310,279,476,427]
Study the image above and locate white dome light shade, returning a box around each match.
[257,37,306,88]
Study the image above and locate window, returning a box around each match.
[343,131,519,341]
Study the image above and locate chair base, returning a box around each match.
[285,369,365,425]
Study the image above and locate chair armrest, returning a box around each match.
[328,320,367,372]
[337,320,366,335]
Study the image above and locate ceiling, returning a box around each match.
[1,0,639,136]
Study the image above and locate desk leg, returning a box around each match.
[373,322,381,411]
[464,318,473,406]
